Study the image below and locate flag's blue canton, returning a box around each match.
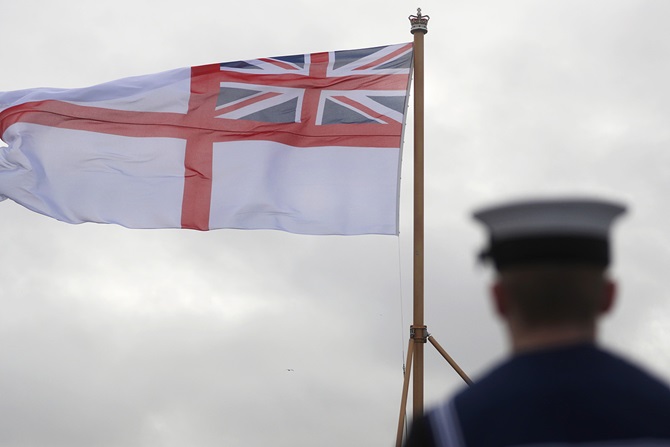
[215,44,412,125]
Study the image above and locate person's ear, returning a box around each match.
[599,279,616,315]
[491,280,509,317]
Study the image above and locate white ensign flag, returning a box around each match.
[0,43,413,235]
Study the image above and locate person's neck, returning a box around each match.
[510,325,596,354]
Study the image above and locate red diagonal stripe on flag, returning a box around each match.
[215,91,283,116]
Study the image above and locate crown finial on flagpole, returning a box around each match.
[409,8,429,34]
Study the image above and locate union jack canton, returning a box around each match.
[194,43,413,145]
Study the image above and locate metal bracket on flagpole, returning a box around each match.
[410,325,428,343]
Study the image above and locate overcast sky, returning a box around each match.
[2,0,670,446]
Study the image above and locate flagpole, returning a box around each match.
[396,11,472,445]
[409,7,429,420]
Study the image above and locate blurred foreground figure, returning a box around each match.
[404,198,670,447]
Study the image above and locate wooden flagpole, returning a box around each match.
[395,10,472,447]
[409,7,429,421]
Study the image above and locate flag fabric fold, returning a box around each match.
[0,43,413,235]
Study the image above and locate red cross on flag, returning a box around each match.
[0,43,413,234]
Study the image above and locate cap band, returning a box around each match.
[483,235,610,270]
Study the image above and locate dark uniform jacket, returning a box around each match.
[404,343,670,447]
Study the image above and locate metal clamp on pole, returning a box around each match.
[410,325,428,343]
